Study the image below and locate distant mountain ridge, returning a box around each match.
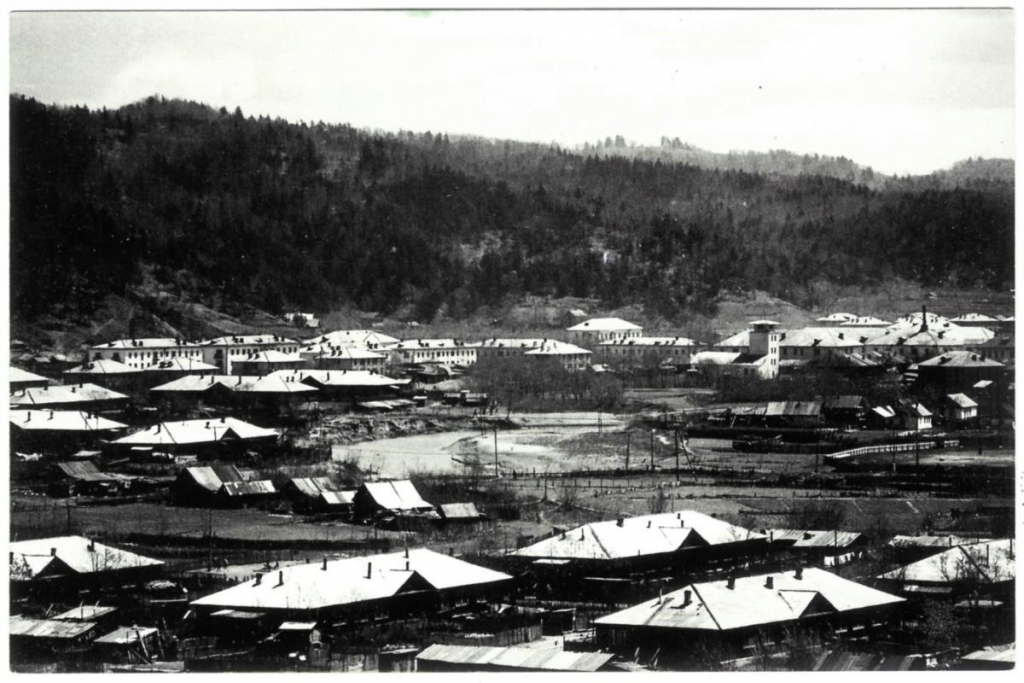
[9,94,1015,335]
[580,137,1013,190]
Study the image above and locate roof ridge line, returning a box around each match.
[689,583,722,632]
[587,524,613,561]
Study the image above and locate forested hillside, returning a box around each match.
[10,95,1015,328]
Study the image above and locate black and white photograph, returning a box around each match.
[4,2,1017,674]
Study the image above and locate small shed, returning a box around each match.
[823,395,867,429]
[438,503,484,523]
[944,393,978,423]
[92,625,161,663]
[353,480,434,522]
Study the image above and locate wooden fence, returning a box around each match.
[825,439,959,463]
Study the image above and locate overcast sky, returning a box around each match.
[8,8,1015,175]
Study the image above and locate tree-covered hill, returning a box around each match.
[10,95,1014,328]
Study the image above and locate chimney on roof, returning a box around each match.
[683,589,692,606]
[255,574,262,586]
[221,417,226,423]
[405,560,410,571]
[647,520,652,528]
[26,411,30,422]
[449,547,454,556]
[405,546,409,559]
[795,567,803,580]
[88,540,95,552]
[727,575,735,590]
[277,571,284,586]
[322,557,327,571]
[48,410,54,420]
[366,562,372,579]
[51,547,57,557]
[920,305,929,332]
[765,576,774,589]
[616,518,624,527]
[580,529,585,540]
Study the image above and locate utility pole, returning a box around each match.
[915,432,920,493]
[674,429,680,479]
[493,427,499,478]
[625,431,631,472]
[650,430,655,471]
[65,503,72,534]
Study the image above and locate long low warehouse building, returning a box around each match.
[189,548,513,623]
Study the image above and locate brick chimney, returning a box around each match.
[683,589,692,606]
[920,304,929,332]
[765,576,774,589]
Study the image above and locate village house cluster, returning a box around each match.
[7,304,1016,672]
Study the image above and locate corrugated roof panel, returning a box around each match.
[362,480,432,511]
[9,615,98,639]
[94,626,159,645]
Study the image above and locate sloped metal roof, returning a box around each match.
[113,418,279,447]
[416,644,615,672]
[878,539,1016,584]
[439,503,481,519]
[10,536,163,581]
[274,369,409,388]
[595,568,903,632]
[319,491,356,506]
[52,605,118,622]
[233,375,318,394]
[93,338,197,350]
[917,351,1004,368]
[65,359,141,375]
[566,317,642,332]
[962,643,1015,664]
[361,480,433,511]
[10,383,129,407]
[764,401,822,417]
[191,548,511,612]
[54,461,123,483]
[10,366,52,385]
[887,535,992,549]
[524,340,592,357]
[10,410,127,433]
[824,395,865,410]
[289,477,336,498]
[220,480,276,497]
[94,626,159,645]
[149,374,240,392]
[9,615,98,639]
[766,529,862,549]
[516,511,764,561]
[180,465,245,492]
[946,393,978,408]
[142,358,219,372]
